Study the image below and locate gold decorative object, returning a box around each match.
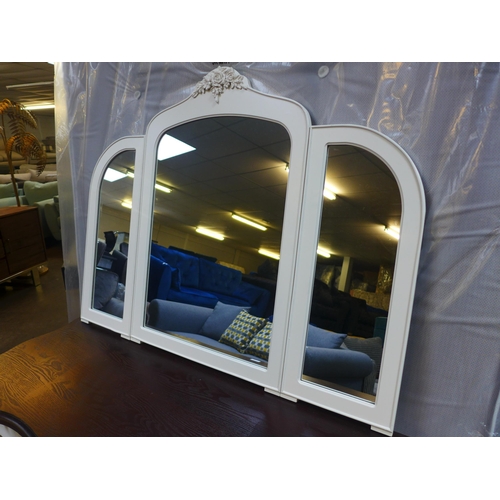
[0,99,47,206]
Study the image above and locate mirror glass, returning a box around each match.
[144,116,292,367]
[300,144,401,402]
[92,150,135,318]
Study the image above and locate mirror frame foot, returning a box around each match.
[265,388,297,402]
[371,425,393,436]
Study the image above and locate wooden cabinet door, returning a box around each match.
[0,207,47,278]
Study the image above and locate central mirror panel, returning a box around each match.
[300,145,401,403]
[145,116,291,367]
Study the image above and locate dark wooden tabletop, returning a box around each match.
[0,319,385,437]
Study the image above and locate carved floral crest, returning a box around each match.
[192,67,248,103]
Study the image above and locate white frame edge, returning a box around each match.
[281,125,426,434]
[80,136,145,337]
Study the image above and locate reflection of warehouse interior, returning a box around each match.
[97,117,400,332]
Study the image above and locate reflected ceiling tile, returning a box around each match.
[242,166,288,187]
[214,149,285,174]
[228,187,270,203]
[262,141,291,163]
[265,184,287,199]
[159,151,205,170]
[189,128,255,159]
[212,116,247,127]
[228,118,290,146]
[156,169,196,187]
[328,145,358,157]
[327,152,382,178]
[168,118,224,142]
[178,182,222,199]
[181,161,232,181]
[208,195,242,212]
[333,173,397,194]
[205,175,260,193]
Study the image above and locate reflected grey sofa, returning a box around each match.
[147,299,376,392]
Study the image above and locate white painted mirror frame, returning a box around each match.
[130,76,311,393]
[282,126,426,435]
[81,136,144,338]
[80,68,425,435]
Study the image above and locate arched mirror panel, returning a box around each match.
[281,126,425,435]
[143,117,291,371]
[297,144,401,403]
[130,79,311,391]
[81,137,144,337]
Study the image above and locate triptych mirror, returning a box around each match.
[81,67,425,435]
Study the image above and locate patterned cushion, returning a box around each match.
[245,322,273,361]
[219,310,267,353]
[199,302,249,341]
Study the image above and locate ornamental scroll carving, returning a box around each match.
[192,67,248,103]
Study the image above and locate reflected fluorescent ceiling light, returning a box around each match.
[155,183,172,193]
[323,186,336,200]
[196,227,224,241]
[384,226,400,240]
[158,134,195,161]
[232,213,267,231]
[258,248,280,260]
[316,247,331,258]
[104,169,128,182]
[127,172,172,193]
[24,103,55,110]
[121,201,132,209]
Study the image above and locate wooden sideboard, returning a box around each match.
[0,206,47,284]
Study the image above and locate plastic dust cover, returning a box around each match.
[55,62,500,436]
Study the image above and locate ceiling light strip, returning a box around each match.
[196,227,224,241]
[258,248,280,260]
[323,187,336,200]
[6,81,53,89]
[24,103,55,110]
[155,183,172,193]
[231,213,267,231]
[316,247,331,258]
[384,226,400,240]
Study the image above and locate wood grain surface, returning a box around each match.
[0,320,387,437]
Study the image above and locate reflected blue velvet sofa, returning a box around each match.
[148,244,270,317]
[147,299,376,392]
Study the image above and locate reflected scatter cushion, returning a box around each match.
[219,310,267,353]
[23,180,58,205]
[0,173,31,184]
[199,302,249,341]
[245,322,273,361]
[93,269,119,310]
[0,182,15,198]
[306,324,346,349]
[29,169,57,182]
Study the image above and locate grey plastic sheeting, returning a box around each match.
[55,62,500,436]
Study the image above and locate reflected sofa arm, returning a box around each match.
[148,298,213,333]
[303,347,374,387]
